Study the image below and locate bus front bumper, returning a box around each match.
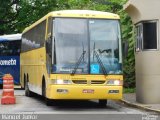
[46,85,122,100]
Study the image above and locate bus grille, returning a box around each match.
[72,80,87,84]
[72,80,105,84]
[91,80,105,84]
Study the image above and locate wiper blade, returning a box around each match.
[71,51,86,75]
[94,50,107,75]
[93,42,107,75]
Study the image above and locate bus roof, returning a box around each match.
[23,10,120,34]
[0,34,21,42]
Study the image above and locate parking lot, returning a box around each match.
[0,89,143,113]
[1,89,160,120]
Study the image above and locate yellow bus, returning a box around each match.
[21,10,123,106]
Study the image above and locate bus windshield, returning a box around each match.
[53,18,122,74]
[0,40,21,56]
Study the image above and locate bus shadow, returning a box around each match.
[31,92,115,110]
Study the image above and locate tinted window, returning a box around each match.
[0,40,21,56]
[143,22,157,49]
[136,21,158,51]
[21,20,46,52]
[136,24,143,51]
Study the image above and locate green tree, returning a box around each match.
[16,0,57,32]
[120,10,135,88]
[0,0,20,34]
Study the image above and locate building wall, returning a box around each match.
[136,52,160,103]
[124,0,160,103]
[124,0,160,24]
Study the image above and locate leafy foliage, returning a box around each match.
[0,0,20,34]
[16,0,57,32]
[119,10,135,88]
[0,0,135,88]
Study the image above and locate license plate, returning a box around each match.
[83,89,94,93]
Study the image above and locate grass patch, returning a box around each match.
[123,88,135,93]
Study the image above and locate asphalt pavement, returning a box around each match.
[0,89,160,120]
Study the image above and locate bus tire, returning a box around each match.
[42,78,52,106]
[46,98,52,106]
[98,100,107,107]
[25,76,34,97]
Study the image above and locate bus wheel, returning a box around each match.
[98,100,107,107]
[25,79,33,97]
[45,98,52,106]
[42,79,52,106]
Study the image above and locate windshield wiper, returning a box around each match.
[71,50,86,75]
[93,42,107,75]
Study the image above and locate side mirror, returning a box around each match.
[45,37,52,57]
[45,41,49,53]
[122,40,129,58]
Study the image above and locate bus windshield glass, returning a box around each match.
[53,18,122,74]
[0,40,21,56]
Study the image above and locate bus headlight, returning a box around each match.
[52,79,72,85]
[107,80,123,86]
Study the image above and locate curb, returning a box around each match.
[0,94,24,97]
[120,99,160,114]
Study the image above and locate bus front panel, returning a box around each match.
[46,74,123,100]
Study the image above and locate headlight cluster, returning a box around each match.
[107,79,123,86]
[51,79,72,85]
